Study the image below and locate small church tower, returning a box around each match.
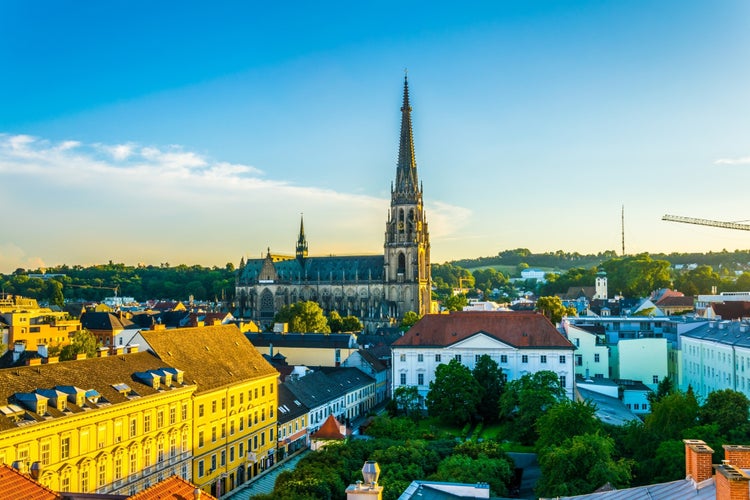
[384,75,431,318]
[295,214,308,264]
[594,271,608,300]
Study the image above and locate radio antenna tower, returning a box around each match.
[621,205,625,256]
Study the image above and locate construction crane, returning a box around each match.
[662,214,750,232]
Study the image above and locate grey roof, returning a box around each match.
[284,368,375,409]
[546,477,716,499]
[239,254,384,283]
[681,320,750,348]
[246,333,357,349]
[276,384,309,424]
[577,387,640,427]
[80,311,135,330]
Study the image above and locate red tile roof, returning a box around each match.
[126,475,217,500]
[311,414,346,440]
[0,464,60,500]
[392,311,574,349]
[656,296,694,308]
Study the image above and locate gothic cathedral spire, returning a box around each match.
[393,74,421,204]
[385,74,431,318]
[296,213,308,263]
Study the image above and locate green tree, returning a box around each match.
[392,386,422,420]
[499,371,566,445]
[536,433,633,497]
[59,329,101,361]
[399,311,421,331]
[535,399,600,451]
[431,454,513,497]
[674,265,721,296]
[327,310,344,332]
[472,355,504,423]
[647,377,675,405]
[275,301,330,333]
[426,359,482,426]
[699,389,750,436]
[443,293,468,311]
[364,415,418,439]
[535,296,575,325]
[341,315,363,332]
[645,390,699,440]
[602,253,671,298]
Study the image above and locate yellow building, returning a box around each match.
[141,324,279,497]
[0,294,82,348]
[0,349,196,496]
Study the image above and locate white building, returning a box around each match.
[681,320,750,400]
[391,311,576,404]
[563,323,609,379]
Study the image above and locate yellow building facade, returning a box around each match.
[0,294,81,348]
[0,350,195,496]
[141,324,279,497]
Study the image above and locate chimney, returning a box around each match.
[152,323,166,331]
[684,439,714,484]
[46,356,59,365]
[111,346,124,356]
[25,358,42,366]
[37,344,48,358]
[75,352,87,361]
[127,344,139,354]
[346,461,383,500]
[724,445,750,468]
[193,488,202,500]
[98,347,109,358]
[12,341,25,363]
[714,462,750,500]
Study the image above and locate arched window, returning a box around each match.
[398,253,406,275]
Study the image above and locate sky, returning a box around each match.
[2,1,750,274]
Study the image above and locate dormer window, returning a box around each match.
[112,383,133,396]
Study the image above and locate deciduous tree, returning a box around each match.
[59,329,101,361]
[426,359,482,426]
[472,354,504,423]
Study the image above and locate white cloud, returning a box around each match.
[714,156,750,165]
[0,134,474,272]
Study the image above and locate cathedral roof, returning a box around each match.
[239,254,384,283]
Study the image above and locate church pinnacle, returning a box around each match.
[393,74,420,204]
[296,213,308,262]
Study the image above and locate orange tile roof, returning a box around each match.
[127,475,217,500]
[0,464,61,500]
[311,414,346,440]
[392,311,575,349]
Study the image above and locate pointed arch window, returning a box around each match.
[398,253,406,275]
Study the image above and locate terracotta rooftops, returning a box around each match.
[311,414,346,440]
[393,311,574,349]
[126,474,217,500]
[141,324,278,393]
[0,464,60,500]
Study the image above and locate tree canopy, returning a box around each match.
[59,329,101,361]
[275,301,331,333]
[499,370,566,445]
[426,358,482,426]
[472,355,505,423]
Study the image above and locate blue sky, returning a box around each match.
[2,1,750,273]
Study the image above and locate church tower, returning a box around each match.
[295,214,308,264]
[384,75,431,318]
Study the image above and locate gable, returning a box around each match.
[449,332,515,350]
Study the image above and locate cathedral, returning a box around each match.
[235,76,432,331]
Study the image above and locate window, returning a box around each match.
[559,375,566,388]
[61,472,70,493]
[475,354,481,363]
[418,353,424,362]
[455,354,462,363]
[254,388,258,399]
[182,403,188,421]
[40,442,50,465]
[559,356,566,364]
[144,442,152,467]
[98,461,106,487]
[594,353,600,363]
[230,395,235,407]
[211,455,217,471]
[212,401,217,413]
[230,420,235,435]
[114,453,123,480]
[574,338,580,347]
[239,442,244,457]
[500,355,508,363]
[435,354,441,362]
[653,375,659,384]
[170,406,176,425]
[418,373,424,385]
[61,437,70,459]
[576,355,583,366]
[157,411,164,428]
[634,403,640,410]
[254,412,258,425]
[270,383,274,394]
[400,354,406,362]
[198,431,204,447]
[269,428,274,441]
[261,386,265,397]
[400,373,406,385]
[240,393,244,405]
[521,355,528,363]
[182,430,188,453]
[229,446,235,462]
[261,409,265,422]
[221,398,226,411]
[198,460,204,477]
[157,439,164,463]
[239,417,244,432]
[270,406,274,418]
[540,355,547,364]
[130,418,137,438]
[81,468,89,492]
[261,433,265,446]
[199,404,204,417]
[130,448,138,476]
[221,423,227,438]
[170,434,177,457]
